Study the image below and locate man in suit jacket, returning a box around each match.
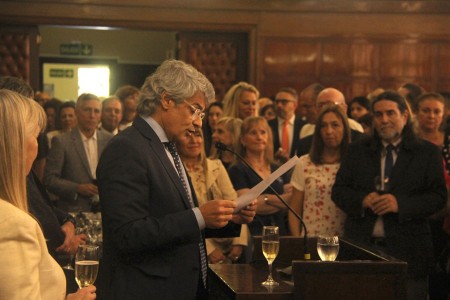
[97,60,256,300]
[269,87,305,162]
[332,90,447,300]
[45,93,113,212]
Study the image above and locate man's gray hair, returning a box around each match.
[137,60,215,117]
[77,93,101,108]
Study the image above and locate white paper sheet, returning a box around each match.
[235,156,299,212]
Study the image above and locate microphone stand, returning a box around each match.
[216,142,310,260]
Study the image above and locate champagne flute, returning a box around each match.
[317,235,339,261]
[75,245,99,288]
[261,226,280,286]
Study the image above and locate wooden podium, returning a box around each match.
[209,236,407,299]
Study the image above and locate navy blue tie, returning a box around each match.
[164,142,208,287]
[384,144,394,180]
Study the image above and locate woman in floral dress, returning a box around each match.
[289,105,350,236]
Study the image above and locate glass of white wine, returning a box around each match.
[75,245,99,288]
[261,226,280,286]
[317,235,339,261]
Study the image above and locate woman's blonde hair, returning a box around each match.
[209,117,243,161]
[0,89,46,212]
[237,116,274,165]
[222,82,259,119]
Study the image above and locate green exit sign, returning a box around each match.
[50,69,74,78]
[60,43,93,56]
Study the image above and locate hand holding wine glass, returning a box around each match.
[75,245,99,289]
[261,226,280,286]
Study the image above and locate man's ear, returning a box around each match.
[161,91,172,110]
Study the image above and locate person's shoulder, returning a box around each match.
[0,200,36,229]
[411,138,441,153]
[268,118,278,128]
[97,129,114,139]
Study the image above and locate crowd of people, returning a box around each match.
[0,60,449,299]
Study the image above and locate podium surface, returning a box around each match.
[209,237,407,300]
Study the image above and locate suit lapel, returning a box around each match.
[133,117,194,209]
[72,129,93,180]
[389,145,412,189]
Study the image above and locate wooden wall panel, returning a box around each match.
[322,43,351,77]
[379,42,434,79]
[437,44,450,80]
[261,36,450,100]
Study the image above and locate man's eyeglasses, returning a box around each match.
[183,100,205,120]
[275,99,295,105]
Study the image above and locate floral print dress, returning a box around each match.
[290,154,346,237]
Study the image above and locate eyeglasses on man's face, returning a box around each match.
[275,99,295,106]
[183,100,205,120]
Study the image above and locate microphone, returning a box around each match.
[215,142,310,260]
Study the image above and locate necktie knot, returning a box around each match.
[164,142,177,156]
[386,144,394,153]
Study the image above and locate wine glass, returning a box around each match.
[317,235,339,261]
[75,245,99,288]
[261,226,280,286]
[374,175,389,194]
[62,253,74,270]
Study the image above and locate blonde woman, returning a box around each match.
[229,116,292,235]
[0,90,95,300]
[222,82,259,120]
[177,129,248,264]
[210,117,243,170]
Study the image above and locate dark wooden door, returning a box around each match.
[0,25,39,90]
[177,31,248,101]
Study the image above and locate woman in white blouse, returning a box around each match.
[289,105,350,237]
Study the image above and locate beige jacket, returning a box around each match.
[189,159,248,256]
[0,199,66,300]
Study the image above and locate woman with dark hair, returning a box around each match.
[414,92,450,300]
[228,116,292,235]
[348,96,370,121]
[47,101,77,148]
[260,103,276,121]
[202,101,223,155]
[289,105,350,236]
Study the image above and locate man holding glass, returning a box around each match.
[332,90,446,300]
[97,60,256,300]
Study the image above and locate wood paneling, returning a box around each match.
[2,0,450,98]
[260,36,450,100]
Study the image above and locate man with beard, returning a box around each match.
[332,90,447,300]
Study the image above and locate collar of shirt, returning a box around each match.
[278,115,295,127]
[142,115,169,143]
[79,128,97,142]
[381,138,402,156]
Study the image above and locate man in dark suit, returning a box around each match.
[269,87,305,162]
[332,90,447,300]
[45,93,113,212]
[97,60,256,300]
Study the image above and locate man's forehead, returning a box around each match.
[373,99,399,111]
[275,91,294,100]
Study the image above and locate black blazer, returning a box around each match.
[269,117,305,158]
[332,136,447,278]
[97,117,240,300]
